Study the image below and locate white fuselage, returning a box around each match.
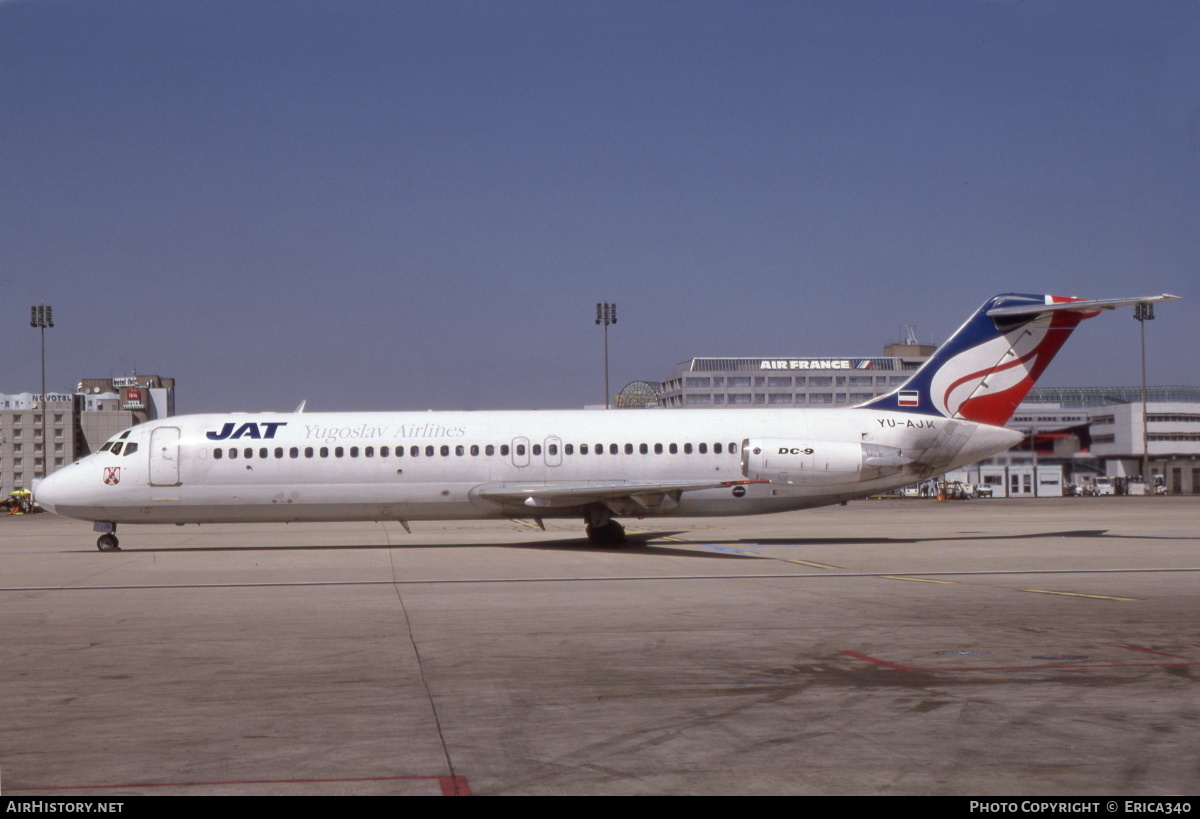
[35,407,1021,526]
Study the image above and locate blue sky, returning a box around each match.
[3,0,1197,413]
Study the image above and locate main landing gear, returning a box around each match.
[585,520,626,546]
[584,506,627,547]
[94,522,120,551]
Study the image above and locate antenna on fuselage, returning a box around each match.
[294,400,307,413]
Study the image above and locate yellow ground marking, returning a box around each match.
[1023,589,1137,601]
[783,559,841,570]
[882,575,954,584]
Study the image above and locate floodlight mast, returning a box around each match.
[30,304,54,480]
[1134,302,1155,486]
[595,302,616,409]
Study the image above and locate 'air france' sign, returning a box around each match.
[759,359,852,370]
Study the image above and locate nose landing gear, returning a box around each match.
[93,522,120,551]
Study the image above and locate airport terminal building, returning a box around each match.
[656,341,937,409]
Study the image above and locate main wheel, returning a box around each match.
[586,520,626,547]
[97,534,120,551]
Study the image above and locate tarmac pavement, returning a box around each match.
[1,496,1197,795]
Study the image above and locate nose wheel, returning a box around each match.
[97,533,120,551]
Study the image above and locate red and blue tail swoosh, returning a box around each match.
[860,293,1099,426]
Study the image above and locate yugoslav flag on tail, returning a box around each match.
[860,293,1180,426]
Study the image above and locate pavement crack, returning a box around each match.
[390,547,458,782]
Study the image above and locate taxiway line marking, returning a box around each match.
[1022,589,1137,601]
[4,567,1198,594]
[883,575,954,584]
[782,559,841,570]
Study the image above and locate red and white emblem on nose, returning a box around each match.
[103,467,120,486]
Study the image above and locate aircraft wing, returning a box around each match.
[986,293,1179,318]
[473,479,766,511]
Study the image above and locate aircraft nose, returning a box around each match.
[32,471,63,515]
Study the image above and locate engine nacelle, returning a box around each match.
[740,438,912,485]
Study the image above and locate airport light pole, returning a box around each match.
[596,302,616,409]
[30,304,54,478]
[1134,302,1154,488]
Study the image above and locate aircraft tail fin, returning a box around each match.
[859,293,1179,426]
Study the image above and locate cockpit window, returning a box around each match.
[123,442,139,456]
[111,442,124,456]
[99,441,115,452]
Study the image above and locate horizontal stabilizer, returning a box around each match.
[986,294,1179,318]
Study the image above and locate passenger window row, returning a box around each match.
[210,441,740,460]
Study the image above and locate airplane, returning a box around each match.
[33,292,1178,551]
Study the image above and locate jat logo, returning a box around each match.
[206,422,288,441]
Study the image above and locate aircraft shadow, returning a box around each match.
[713,529,1179,547]
[90,530,760,559]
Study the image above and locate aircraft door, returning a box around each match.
[511,437,530,468]
[149,427,182,486]
[544,436,562,467]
